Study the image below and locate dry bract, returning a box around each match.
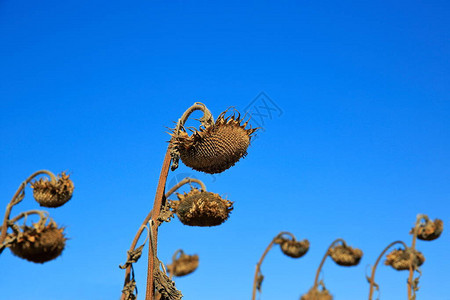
[301,287,333,300]
[413,218,444,241]
[328,245,363,267]
[167,252,199,277]
[171,188,233,227]
[384,248,425,271]
[170,111,257,174]
[9,222,66,263]
[31,172,74,208]
[279,238,310,258]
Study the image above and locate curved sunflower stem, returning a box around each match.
[170,102,214,171]
[407,214,428,300]
[312,238,346,289]
[251,231,296,300]
[9,210,48,225]
[0,170,56,245]
[368,240,408,300]
[165,178,207,198]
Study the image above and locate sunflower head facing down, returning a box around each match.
[170,110,257,174]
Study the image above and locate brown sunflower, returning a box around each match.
[277,238,310,258]
[170,188,233,227]
[301,287,333,300]
[31,172,74,208]
[384,248,425,271]
[328,244,363,267]
[170,111,257,174]
[9,221,66,263]
[166,250,199,277]
[412,218,444,241]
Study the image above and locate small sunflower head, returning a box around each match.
[166,250,199,277]
[170,110,257,174]
[275,235,310,258]
[31,172,74,208]
[328,244,363,267]
[170,188,233,227]
[384,248,425,271]
[412,218,444,241]
[300,286,333,300]
[8,220,66,263]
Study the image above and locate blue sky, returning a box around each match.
[1,0,449,299]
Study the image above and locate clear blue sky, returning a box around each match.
[1,1,449,299]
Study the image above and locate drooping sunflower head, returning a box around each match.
[170,188,233,227]
[300,286,333,300]
[8,220,66,263]
[166,250,199,277]
[328,244,363,267]
[170,110,257,174]
[384,248,425,271]
[275,236,310,258]
[412,218,444,241]
[31,172,74,208]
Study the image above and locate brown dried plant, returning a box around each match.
[170,188,233,227]
[120,103,258,300]
[367,214,443,300]
[0,170,72,260]
[166,249,199,278]
[302,239,362,300]
[252,232,309,300]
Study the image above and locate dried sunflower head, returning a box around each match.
[384,248,425,271]
[275,237,310,258]
[412,218,444,241]
[300,287,333,300]
[166,250,199,277]
[170,110,257,174]
[328,244,363,267]
[31,172,74,208]
[8,221,66,263]
[170,188,233,227]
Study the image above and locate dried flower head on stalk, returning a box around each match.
[167,249,199,277]
[170,187,233,227]
[31,172,74,208]
[170,108,257,174]
[8,217,66,263]
[384,248,425,271]
[411,218,444,241]
[328,244,363,267]
[274,235,310,258]
[301,281,333,300]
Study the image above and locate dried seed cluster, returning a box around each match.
[167,252,199,277]
[328,245,363,267]
[413,219,444,241]
[301,287,333,300]
[384,248,425,271]
[170,111,257,174]
[278,238,310,258]
[171,188,233,227]
[9,222,66,263]
[31,172,74,208]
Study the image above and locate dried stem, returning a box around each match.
[0,170,56,244]
[251,231,296,300]
[407,214,428,299]
[170,102,214,171]
[368,240,408,300]
[120,103,214,300]
[165,178,207,198]
[313,238,347,289]
[9,210,48,224]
